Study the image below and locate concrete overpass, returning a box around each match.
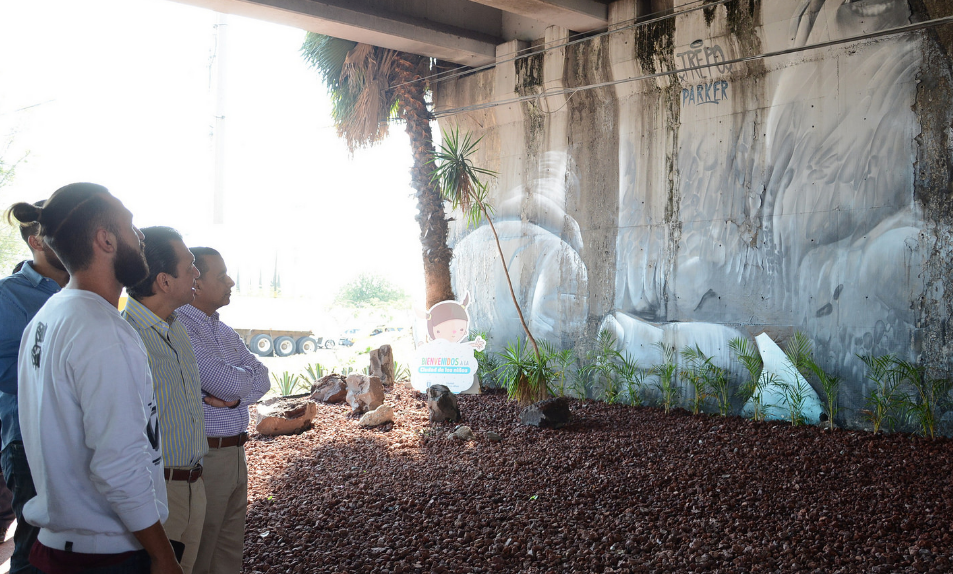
[170,0,610,66]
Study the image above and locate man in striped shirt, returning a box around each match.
[177,247,269,574]
[124,226,207,573]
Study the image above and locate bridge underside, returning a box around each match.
[170,0,611,66]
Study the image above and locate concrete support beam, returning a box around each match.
[169,0,500,66]
[470,0,607,32]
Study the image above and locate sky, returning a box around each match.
[0,0,426,327]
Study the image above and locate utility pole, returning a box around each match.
[211,13,228,224]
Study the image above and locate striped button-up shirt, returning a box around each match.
[123,297,207,468]
[176,304,269,438]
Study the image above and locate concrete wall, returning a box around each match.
[435,0,953,429]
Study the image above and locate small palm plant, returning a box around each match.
[859,354,903,434]
[614,351,648,406]
[582,330,623,404]
[806,359,841,431]
[432,128,546,403]
[892,359,953,439]
[730,336,768,420]
[652,342,680,414]
[272,371,305,396]
[680,345,714,415]
[541,340,577,398]
[781,332,816,426]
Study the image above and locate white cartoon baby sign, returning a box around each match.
[412,292,485,394]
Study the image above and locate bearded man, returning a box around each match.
[9,183,183,574]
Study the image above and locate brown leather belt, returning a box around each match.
[207,432,248,449]
[164,465,203,482]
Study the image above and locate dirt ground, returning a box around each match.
[242,387,953,574]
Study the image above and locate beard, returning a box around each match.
[114,237,149,287]
[42,242,67,272]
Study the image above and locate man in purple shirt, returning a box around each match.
[176,247,268,574]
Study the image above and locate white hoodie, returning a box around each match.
[18,289,168,554]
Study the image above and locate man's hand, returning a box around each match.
[132,522,183,574]
[152,555,184,574]
[203,394,240,409]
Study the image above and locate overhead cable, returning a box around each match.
[431,14,953,120]
[390,0,732,91]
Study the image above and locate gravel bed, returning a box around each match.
[243,387,953,573]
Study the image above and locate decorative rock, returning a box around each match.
[519,397,571,429]
[310,374,347,403]
[358,404,395,428]
[346,374,385,415]
[426,384,460,423]
[452,425,474,441]
[369,345,396,386]
[255,397,317,436]
[485,431,502,443]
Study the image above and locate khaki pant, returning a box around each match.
[192,446,247,574]
[163,474,208,574]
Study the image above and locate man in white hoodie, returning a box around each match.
[8,183,182,574]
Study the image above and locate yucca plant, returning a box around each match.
[652,342,680,414]
[432,128,543,383]
[496,338,550,405]
[272,371,305,396]
[394,362,411,382]
[859,354,904,434]
[893,359,952,439]
[301,363,327,384]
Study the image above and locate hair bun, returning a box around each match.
[7,201,42,225]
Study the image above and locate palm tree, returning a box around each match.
[431,128,551,406]
[301,34,454,308]
[432,128,542,364]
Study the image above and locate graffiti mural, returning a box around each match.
[441,0,952,426]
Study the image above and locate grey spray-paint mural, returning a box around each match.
[440,0,953,428]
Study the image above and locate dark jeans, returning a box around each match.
[2,441,41,574]
[31,545,152,574]
[78,551,151,574]
[0,465,14,531]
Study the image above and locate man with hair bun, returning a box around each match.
[0,199,69,573]
[9,183,183,574]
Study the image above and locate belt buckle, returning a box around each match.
[189,465,202,482]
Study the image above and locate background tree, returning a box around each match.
[0,147,28,274]
[301,34,454,308]
[335,273,410,309]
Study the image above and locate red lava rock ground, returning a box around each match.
[243,386,953,573]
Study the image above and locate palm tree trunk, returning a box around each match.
[393,56,455,308]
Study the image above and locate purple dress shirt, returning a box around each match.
[176,304,269,437]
